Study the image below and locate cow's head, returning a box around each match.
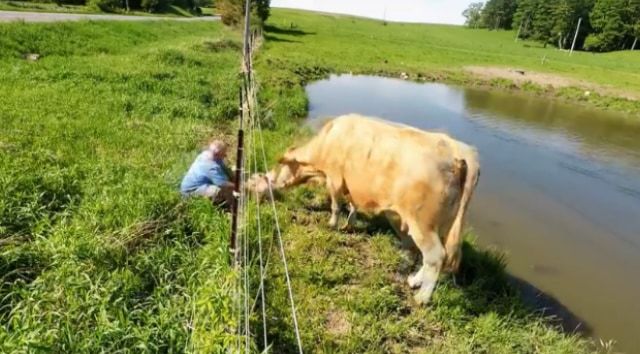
[267,147,326,189]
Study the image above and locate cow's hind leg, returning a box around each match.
[326,176,342,229]
[407,220,445,305]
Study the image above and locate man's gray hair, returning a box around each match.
[208,139,228,154]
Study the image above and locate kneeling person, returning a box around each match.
[180,139,235,209]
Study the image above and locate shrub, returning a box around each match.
[217,0,270,27]
[88,0,121,12]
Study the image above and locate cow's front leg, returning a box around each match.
[326,178,340,229]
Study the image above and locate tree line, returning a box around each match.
[30,0,270,23]
[462,0,640,52]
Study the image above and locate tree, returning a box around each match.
[624,0,640,49]
[512,0,537,38]
[512,0,594,49]
[481,0,517,29]
[218,0,270,27]
[529,1,555,46]
[585,0,629,52]
[550,0,594,49]
[462,2,484,28]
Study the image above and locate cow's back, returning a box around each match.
[306,114,458,213]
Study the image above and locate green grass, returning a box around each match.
[0,20,242,352]
[257,9,640,114]
[0,9,606,353]
[0,1,97,14]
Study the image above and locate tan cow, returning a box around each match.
[269,113,480,305]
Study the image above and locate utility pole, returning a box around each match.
[383,5,387,25]
[570,17,582,56]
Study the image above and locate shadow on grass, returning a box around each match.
[264,34,302,44]
[264,24,316,37]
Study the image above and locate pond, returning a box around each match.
[305,74,640,353]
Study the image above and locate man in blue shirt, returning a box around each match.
[180,139,235,209]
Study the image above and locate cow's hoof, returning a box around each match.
[407,273,422,289]
[339,224,354,233]
[413,291,433,305]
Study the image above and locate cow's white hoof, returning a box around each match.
[413,290,433,305]
[407,273,422,288]
[328,215,338,229]
[413,279,436,305]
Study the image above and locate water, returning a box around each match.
[305,74,640,353]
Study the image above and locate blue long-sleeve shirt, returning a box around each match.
[180,151,230,194]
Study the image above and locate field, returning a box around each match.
[259,9,640,115]
[0,8,613,353]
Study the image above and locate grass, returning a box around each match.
[0,0,203,17]
[0,8,607,353]
[254,186,597,353]
[0,1,97,13]
[0,20,242,352]
[257,9,640,115]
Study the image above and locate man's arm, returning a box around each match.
[206,164,235,189]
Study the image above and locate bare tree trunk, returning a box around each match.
[632,37,638,51]
[558,32,562,49]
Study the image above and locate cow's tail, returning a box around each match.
[442,152,479,274]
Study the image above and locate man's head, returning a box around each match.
[208,139,228,161]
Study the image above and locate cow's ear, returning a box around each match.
[278,156,301,165]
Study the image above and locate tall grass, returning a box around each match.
[0,20,241,352]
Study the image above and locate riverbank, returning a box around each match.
[252,9,611,353]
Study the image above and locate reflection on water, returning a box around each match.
[305,74,640,353]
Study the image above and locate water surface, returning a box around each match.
[305,74,640,353]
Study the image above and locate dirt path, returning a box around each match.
[0,10,219,22]
[464,65,639,101]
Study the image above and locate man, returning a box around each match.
[180,139,236,209]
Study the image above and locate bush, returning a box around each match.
[88,0,121,12]
[217,0,270,27]
[140,0,171,12]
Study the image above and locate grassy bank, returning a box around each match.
[258,9,640,115]
[0,11,600,354]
